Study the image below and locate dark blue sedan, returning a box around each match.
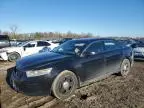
[6,38,133,100]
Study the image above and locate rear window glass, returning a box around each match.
[37,41,50,46]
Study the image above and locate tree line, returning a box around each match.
[0,25,94,40]
[0,25,143,40]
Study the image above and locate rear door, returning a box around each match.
[104,40,122,73]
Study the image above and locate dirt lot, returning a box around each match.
[0,61,144,108]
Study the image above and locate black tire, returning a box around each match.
[8,52,21,62]
[52,70,78,100]
[120,59,131,77]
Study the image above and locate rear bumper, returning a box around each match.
[6,67,53,96]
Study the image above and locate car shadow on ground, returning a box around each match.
[134,60,144,62]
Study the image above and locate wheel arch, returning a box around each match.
[50,69,79,99]
[123,56,133,66]
[7,51,21,57]
[50,68,81,95]
[7,51,21,62]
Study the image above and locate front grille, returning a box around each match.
[13,67,24,78]
[134,52,143,55]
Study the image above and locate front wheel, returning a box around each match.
[8,52,21,62]
[120,59,131,77]
[51,70,78,100]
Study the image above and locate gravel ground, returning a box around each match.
[0,61,144,108]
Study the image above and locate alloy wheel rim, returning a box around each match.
[10,55,17,60]
[59,76,74,95]
[122,63,129,75]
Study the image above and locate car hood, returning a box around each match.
[16,52,72,70]
[1,47,22,51]
[0,45,10,49]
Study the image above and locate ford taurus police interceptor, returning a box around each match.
[6,38,133,100]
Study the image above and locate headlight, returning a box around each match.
[0,49,7,53]
[26,68,52,77]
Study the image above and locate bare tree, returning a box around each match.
[10,25,18,39]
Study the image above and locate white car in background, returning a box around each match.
[133,40,144,60]
[0,40,59,61]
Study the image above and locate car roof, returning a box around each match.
[29,40,48,42]
[71,38,114,42]
[63,38,115,45]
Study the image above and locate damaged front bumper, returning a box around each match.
[6,67,53,96]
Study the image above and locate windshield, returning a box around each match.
[52,40,88,55]
[18,42,28,47]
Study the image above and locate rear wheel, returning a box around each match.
[120,59,131,77]
[8,52,21,62]
[52,70,78,100]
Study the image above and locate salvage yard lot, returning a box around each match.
[0,61,144,108]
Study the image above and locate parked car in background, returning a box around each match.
[52,38,73,45]
[0,35,11,49]
[10,39,19,46]
[10,39,29,47]
[39,40,59,53]
[0,40,58,61]
[133,40,144,60]
[7,38,133,100]
[59,38,72,44]
[118,39,136,49]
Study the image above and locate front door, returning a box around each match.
[81,41,105,81]
[22,42,37,57]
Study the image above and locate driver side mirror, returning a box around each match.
[23,46,26,51]
[82,51,96,57]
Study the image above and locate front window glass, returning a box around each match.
[18,42,28,47]
[52,40,88,55]
[86,41,103,53]
[18,42,35,47]
[24,43,35,47]
[18,42,36,47]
